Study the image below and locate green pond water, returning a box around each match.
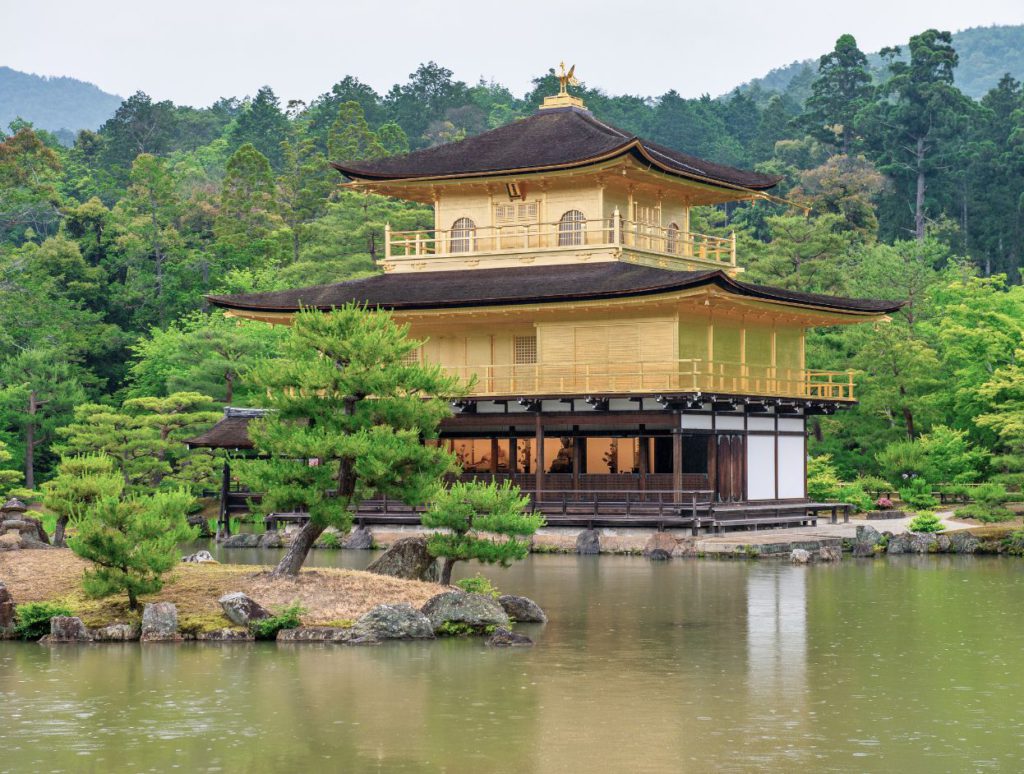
[2,550,1024,773]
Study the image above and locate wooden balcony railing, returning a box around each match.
[385,210,737,266]
[440,359,855,401]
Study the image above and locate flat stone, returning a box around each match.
[486,628,534,647]
[343,526,374,550]
[93,624,140,642]
[855,525,882,546]
[949,531,980,554]
[421,591,509,633]
[909,533,939,554]
[181,550,218,563]
[276,626,363,643]
[576,529,600,555]
[220,533,261,548]
[851,542,877,558]
[790,548,812,564]
[141,602,180,642]
[195,628,255,642]
[366,536,438,581]
[219,592,271,627]
[498,594,547,624]
[354,604,434,640]
[643,532,676,560]
[47,616,92,643]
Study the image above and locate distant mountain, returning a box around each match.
[0,66,122,138]
[732,24,1024,103]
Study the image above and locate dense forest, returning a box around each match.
[1,28,1024,500]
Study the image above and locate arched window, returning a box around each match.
[558,210,585,246]
[450,217,476,253]
[666,222,680,254]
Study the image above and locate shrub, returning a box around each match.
[971,482,1011,507]
[955,503,1015,524]
[317,531,341,549]
[455,573,500,599]
[937,483,973,502]
[917,426,987,484]
[899,478,938,511]
[69,489,197,610]
[854,475,894,496]
[14,601,75,640]
[876,441,928,485]
[436,621,497,637]
[837,483,873,513]
[875,497,894,510]
[250,603,306,640]
[908,511,943,533]
[806,455,842,501]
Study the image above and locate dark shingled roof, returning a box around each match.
[332,107,779,191]
[207,263,904,315]
[185,409,266,449]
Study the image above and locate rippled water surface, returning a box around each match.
[2,550,1024,772]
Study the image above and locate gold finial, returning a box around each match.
[541,62,585,111]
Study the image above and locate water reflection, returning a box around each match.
[747,565,807,702]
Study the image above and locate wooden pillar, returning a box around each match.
[638,430,649,493]
[490,437,499,476]
[534,412,544,501]
[509,437,518,474]
[672,413,683,504]
[219,459,231,536]
[572,432,582,492]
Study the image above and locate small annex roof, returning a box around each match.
[206,263,903,316]
[332,107,779,192]
[185,407,267,450]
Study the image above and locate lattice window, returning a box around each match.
[400,347,421,365]
[513,335,537,364]
[666,222,680,254]
[496,201,539,224]
[558,210,585,246]
[450,217,476,253]
[632,203,658,225]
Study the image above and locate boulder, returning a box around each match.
[220,533,261,549]
[195,628,255,642]
[0,582,14,633]
[886,533,912,555]
[909,533,939,554]
[949,531,980,555]
[187,513,212,538]
[498,594,547,624]
[258,531,284,549]
[789,548,812,564]
[421,591,509,633]
[218,592,271,627]
[46,616,92,643]
[343,526,374,550]
[354,604,434,640]
[936,534,952,553]
[851,542,877,558]
[181,550,218,563]
[855,525,882,546]
[366,536,438,581]
[93,624,140,642]
[575,529,600,555]
[141,602,180,642]
[276,626,362,643]
[486,628,534,647]
[0,532,20,551]
[818,546,842,562]
[643,532,676,561]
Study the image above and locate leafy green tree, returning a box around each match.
[69,489,196,610]
[278,131,335,263]
[917,425,987,483]
[802,34,873,154]
[422,479,542,585]
[0,126,63,244]
[42,454,124,546]
[227,86,290,169]
[243,304,463,575]
[98,91,177,177]
[215,143,283,268]
[744,213,854,294]
[328,101,385,162]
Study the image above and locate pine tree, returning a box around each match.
[802,34,873,154]
[327,102,385,162]
[215,143,283,268]
[69,489,196,610]
[227,86,290,169]
[243,304,463,576]
[422,480,543,585]
[42,454,124,546]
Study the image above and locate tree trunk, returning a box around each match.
[292,229,300,264]
[53,515,68,548]
[225,371,234,405]
[914,137,926,242]
[440,557,457,586]
[273,520,327,576]
[24,391,36,491]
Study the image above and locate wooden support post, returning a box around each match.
[384,222,392,259]
[534,412,544,503]
[572,433,582,492]
[638,432,649,494]
[219,459,231,536]
[490,437,499,475]
[509,437,518,474]
[672,416,683,504]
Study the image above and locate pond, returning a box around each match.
[2,550,1024,772]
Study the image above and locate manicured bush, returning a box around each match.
[250,603,305,640]
[854,475,894,496]
[455,573,500,599]
[14,601,75,640]
[876,441,928,485]
[955,503,1015,523]
[971,482,1011,506]
[806,455,843,501]
[899,478,939,511]
[908,511,943,533]
[875,497,894,510]
[837,483,873,513]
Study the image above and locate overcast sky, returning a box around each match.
[7,0,1023,106]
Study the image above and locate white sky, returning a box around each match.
[7,0,1023,106]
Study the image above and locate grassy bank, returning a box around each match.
[0,549,443,634]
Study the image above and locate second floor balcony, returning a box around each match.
[438,359,855,402]
[384,210,737,269]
